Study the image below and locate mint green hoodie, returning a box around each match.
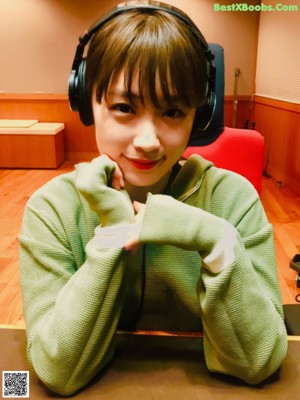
[19,155,287,395]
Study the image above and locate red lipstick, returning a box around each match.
[126,157,161,170]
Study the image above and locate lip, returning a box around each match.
[124,156,162,170]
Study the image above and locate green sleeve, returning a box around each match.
[75,155,135,226]
[139,193,225,255]
[138,176,288,384]
[19,192,128,396]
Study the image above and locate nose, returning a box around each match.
[133,121,160,152]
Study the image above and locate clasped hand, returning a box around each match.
[75,154,144,253]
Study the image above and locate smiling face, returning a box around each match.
[93,71,196,189]
[86,7,208,195]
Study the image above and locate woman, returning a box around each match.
[19,1,287,395]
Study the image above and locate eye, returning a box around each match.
[163,108,186,119]
[111,103,135,115]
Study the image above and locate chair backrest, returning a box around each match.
[187,43,264,195]
[183,126,264,195]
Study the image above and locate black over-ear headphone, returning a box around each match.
[68,1,216,131]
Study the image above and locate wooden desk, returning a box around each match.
[0,327,299,399]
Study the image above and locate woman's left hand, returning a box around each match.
[124,201,145,253]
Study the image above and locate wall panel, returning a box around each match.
[0,0,259,96]
[254,96,300,194]
[0,94,252,162]
[0,94,97,161]
[1,94,299,194]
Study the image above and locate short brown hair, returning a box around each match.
[86,8,208,109]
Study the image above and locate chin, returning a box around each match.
[124,172,162,188]
[125,177,158,188]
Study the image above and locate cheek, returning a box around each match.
[165,115,195,148]
[95,125,114,155]
[95,127,129,156]
[162,129,191,153]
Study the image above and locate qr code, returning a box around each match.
[2,371,29,398]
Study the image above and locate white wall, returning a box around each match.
[255,0,300,103]
[0,0,260,96]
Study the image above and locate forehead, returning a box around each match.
[106,69,179,104]
[108,70,132,93]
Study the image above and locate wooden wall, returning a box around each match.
[0,94,254,161]
[1,93,299,196]
[224,96,254,129]
[0,0,259,98]
[0,94,97,162]
[254,97,300,195]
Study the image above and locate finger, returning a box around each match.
[111,164,125,190]
[133,202,146,224]
[124,236,140,254]
[133,201,144,213]
[100,154,124,189]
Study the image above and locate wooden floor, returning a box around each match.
[260,175,300,303]
[0,162,299,326]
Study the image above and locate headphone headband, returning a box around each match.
[68,0,216,130]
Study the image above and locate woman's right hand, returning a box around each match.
[75,154,135,226]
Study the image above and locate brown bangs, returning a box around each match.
[86,10,207,108]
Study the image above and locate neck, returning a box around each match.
[125,171,172,203]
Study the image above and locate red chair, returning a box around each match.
[183,126,264,195]
[185,44,264,195]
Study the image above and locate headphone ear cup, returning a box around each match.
[77,60,94,126]
[68,68,79,112]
